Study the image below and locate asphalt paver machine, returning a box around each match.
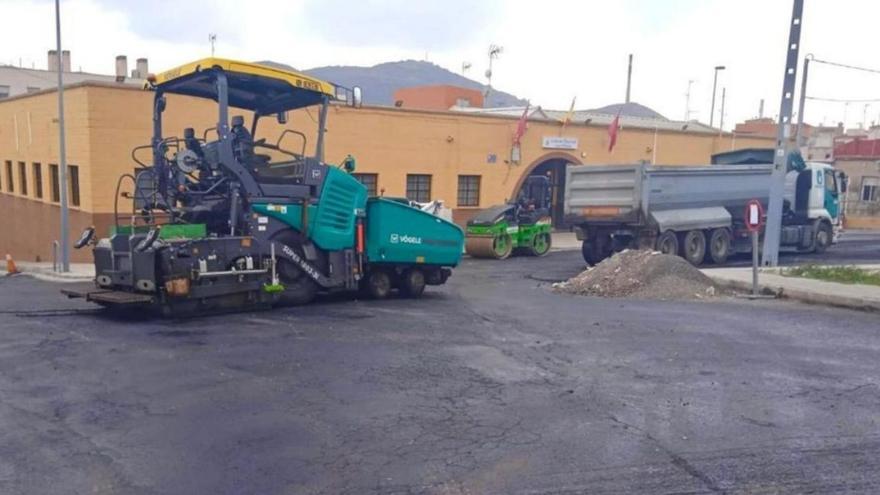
[65,58,464,315]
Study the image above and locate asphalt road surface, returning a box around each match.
[722,229,880,267]
[0,249,879,494]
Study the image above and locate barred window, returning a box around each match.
[862,177,879,202]
[353,173,378,196]
[406,174,431,202]
[5,161,12,193]
[18,162,27,196]
[32,162,43,199]
[69,165,81,207]
[49,164,60,202]
[457,175,481,207]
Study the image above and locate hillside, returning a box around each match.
[302,60,527,108]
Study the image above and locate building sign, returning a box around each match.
[542,136,578,150]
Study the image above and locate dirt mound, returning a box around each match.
[555,249,718,300]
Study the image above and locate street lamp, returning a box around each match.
[55,0,69,272]
[709,65,726,128]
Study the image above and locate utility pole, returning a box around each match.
[710,65,725,127]
[684,79,694,121]
[719,87,727,131]
[209,33,217,57]
[762,0,804,267]
[625,54,633,104]
[55,0,69,272]
[759,98,765,118]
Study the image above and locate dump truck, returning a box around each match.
[564,160,846,265]
[64,58,464,315]
[465,176,553,259]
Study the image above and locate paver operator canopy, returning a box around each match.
[142,57,360,216]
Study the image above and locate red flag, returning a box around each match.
[607,111,621,152]
[513,102,530,145]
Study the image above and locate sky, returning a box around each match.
[1,0,879,130]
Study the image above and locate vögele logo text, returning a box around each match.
[389,233,422,245]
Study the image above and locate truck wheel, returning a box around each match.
[655,230,679,256]
[581,240,601,265]
[680,230,706,266]
[813,221,833,253]
[707,228,731,264]
[529,233,552,257]
[364,270,392,299]
[400,269,426,298]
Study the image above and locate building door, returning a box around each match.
[525,158,570,228]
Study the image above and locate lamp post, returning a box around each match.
[709,65,726,128]
[55,0,69,272]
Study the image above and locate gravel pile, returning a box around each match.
[554,249,718,300]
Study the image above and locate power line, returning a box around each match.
[811,58,880,75]
[806,95,880,103]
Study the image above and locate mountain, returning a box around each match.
[587,102,667,120]
[300,60,527,108]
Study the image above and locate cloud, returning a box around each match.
[3,0,880,130]
[302,0,501,51]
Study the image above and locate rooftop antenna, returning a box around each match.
[484,44,503,97]
[209,33,217,57]
[684,79,695,120]
[462,61,472,75]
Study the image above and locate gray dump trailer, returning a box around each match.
[564,162,845,265]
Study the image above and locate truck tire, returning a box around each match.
[400,269,426,298]
[655,230,679,257]
[813,220,833,254]
[581,239,604,265]
[680,230,706,266]
[707,228,731,264]
[364,270,392,299]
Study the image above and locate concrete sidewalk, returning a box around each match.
[704,266,880,312]
[551,231,580,251]
[11,261,95,283]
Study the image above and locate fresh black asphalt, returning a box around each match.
[0,242,878,494]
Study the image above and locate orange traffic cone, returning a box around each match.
[5,254,20,275]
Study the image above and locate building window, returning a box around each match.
[457,175,481,206]
[49,164,60,202]
[406,174,431,202]
[455,97,472,108]
[4,161,12,192]
[862,177,880,202]
[32,162,43,199]
[353,173,378,196]
[68,165,80,206]
[0,85,9,99]
[18,162,27,196]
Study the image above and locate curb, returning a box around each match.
[709,276,880,312]
[21,271,94,284]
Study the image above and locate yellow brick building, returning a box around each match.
[0,82,772,262]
